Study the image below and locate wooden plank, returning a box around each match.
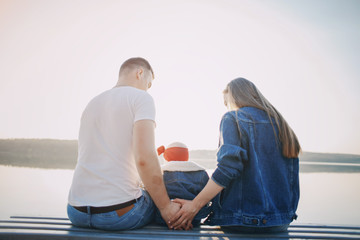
[291,224,360,230]
[1,216,360,240]
[10,216,69,221]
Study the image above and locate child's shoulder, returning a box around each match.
[161,161,206,172]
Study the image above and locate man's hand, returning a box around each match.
[169,199,200,230]
[159,201,182,229]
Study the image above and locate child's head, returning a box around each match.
[157,142,189,162]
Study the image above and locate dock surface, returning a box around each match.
[1,216,360,239]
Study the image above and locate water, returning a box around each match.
[0,165,360,225]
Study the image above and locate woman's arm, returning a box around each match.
[170,113,246,230]
[169,179,224,230]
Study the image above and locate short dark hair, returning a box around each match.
[119,57,154,78]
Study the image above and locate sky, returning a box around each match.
[0,0,359,154]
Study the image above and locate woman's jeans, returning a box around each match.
[67,190,155,231]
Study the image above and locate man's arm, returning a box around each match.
[133,119,180,227]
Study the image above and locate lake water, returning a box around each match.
[0,165,360,226]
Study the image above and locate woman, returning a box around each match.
[170,78,300,232]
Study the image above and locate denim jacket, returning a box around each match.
[154,169,211,226]
[207,107,299,227]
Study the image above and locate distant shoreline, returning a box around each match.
[1,139,360,172]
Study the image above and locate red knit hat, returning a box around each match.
[157,142,189,162]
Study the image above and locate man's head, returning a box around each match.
[117,57,154,91]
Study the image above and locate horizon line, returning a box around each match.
[1,138,359,156]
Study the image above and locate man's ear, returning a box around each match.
[136,68,144,80]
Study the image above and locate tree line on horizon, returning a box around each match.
[0,139,359,172]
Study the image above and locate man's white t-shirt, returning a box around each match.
[68,86,156,207]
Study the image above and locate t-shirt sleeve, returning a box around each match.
[133,92,156,123]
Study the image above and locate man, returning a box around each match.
[67,57,180,230]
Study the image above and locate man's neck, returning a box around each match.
[114,78,137,89]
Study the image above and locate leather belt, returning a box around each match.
[73,198,139,215]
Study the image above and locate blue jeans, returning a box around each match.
[67,190,155,231]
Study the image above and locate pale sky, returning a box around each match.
[1,0,359,154]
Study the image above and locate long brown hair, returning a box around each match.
[225,78,301,158]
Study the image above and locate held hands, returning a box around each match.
[168,199,201,230]
[166,179,222,230]
[159,201,181,229]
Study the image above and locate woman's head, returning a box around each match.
[224,77,301,158]
[223,78,269,111]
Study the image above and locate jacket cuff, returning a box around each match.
[211,168,232,188]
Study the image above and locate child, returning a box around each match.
[154,142,211,226]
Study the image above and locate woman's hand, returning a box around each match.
[169,199,201,230]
